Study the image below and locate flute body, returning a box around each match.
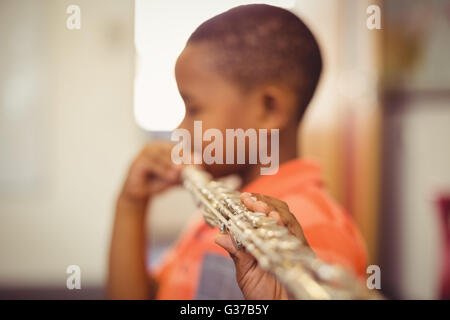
[181,166,381,300]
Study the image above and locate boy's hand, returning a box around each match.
[214,193,313,300]
[110,141,183,299]
[119,142,182,205]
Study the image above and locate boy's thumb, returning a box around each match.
[214,232,239,260]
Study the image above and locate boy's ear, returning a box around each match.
[255,85,296,130]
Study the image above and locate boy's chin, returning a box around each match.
[201,163,247,179]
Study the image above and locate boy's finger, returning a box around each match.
[250,194,298,227]
[214,232,257,274]
[268,211,283,226]
[140,148,181,182]
[241,194,270,213]
[148,179,172,194]
[243,193,310,246]
[214,233,253,261]
[143,143,178,169]
[148,162,179,183]
[215,233,236,256]
[215,233,245,262]
[242,193,281,213]
[253,193,288,211]
[154,151,180,173]
[132,156,169,181]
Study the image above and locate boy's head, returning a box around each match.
[175,4,322,178]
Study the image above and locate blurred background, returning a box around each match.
[0,0,449,299]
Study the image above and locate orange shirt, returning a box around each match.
[154,159,368,299]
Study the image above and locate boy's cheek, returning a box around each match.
[193,108,256,133]
[198,115,230,132]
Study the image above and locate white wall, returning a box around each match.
[0,0,143,287]
[398,99,450,299]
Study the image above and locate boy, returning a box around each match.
[108,4,367,299]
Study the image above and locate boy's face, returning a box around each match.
[175,43,263,178]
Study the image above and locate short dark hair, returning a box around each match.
[187,4,322,121]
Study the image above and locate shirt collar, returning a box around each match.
[241,158,323,198]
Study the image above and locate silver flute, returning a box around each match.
[181,166,382,300]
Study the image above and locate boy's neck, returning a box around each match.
[240,129,298,186]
